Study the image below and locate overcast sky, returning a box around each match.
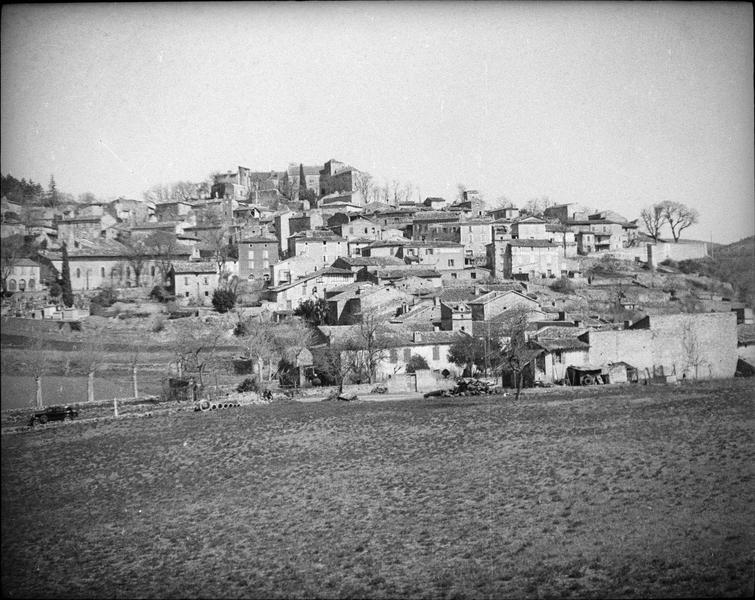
[1,2,753,243]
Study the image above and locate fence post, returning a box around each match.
[132,366,139,399]
[35,376,43,409]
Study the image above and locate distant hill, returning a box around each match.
[666,236,754,306]
[714,235,754,257]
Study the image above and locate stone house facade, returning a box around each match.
[238,236,279,281]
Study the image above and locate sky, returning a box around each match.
[1,2,753,244]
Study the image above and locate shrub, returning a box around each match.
[236,377,261,393]
[151,315,166,333]
[48,282,62,298]
[233,318,249,337]
[405,354,430,373]
[212,288,236,313]
[149,285,174,303]
[550,277,576,293]
[90,288,117,308]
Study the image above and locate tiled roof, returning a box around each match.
[335,256,405,267]
[317,324,464,349]
[468,290,533,305]
[534,338,590,352]
[240,236,277,244]
[507,239,560,248]
[171,261,217,274]
[535,326,589,339]
[268,266,354,291]
[737,324,755,344]
[436,287,477,302]
[412,211,459,222]
[367,239,407,247]
[376,268,441,279]
[403,240,463,248]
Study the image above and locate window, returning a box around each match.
[76,268,81,278]
[427,249,434,255]
[185,291,190,297]
[451,273,457,279]
[28,279,35,290]
[470,272,477,280]
[447,259,455,267]
[433,346,440,360]
[248,250,255,260]
[151,266,155,277]
[126,267,131,277]
[8,279,16,291]
[389,349,398,363]
[184,277,189,285]
[204,291,209,296]
[101,267,106,278]
[403,348,411,362]
[18,279,26,291]
[203,277,208,285]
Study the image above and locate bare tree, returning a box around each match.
[1,235,25,293]
[640,204,665,242]
[492,196,515,210]
[76,331,106,405]
[122,237,150,286]
[496,306,536,400]
[145,230,179,283]
[24,335,49,409]
[314,342,360,393]
[353,171,372,200]
[352,308,392,383]
[171,181,199,202]
[172,321,224,386]
[522,196,554,217]
[660,201,699,242]
[128,341,141,400]
[142,183,172,204]
[681,319,706,380]
[238,317,278,382]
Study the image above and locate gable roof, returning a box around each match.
[468,289,538,306]
[268,266,354,292]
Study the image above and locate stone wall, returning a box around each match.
[587,312,737,380]
[647,241,708,267]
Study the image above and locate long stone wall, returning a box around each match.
[587,312,737,379]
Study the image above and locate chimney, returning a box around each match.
[434,296,440,306]
[401,302,408,314]
[574,320,582,328]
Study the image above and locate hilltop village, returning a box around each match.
[1,160,752,389]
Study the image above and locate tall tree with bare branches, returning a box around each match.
[640,204,665,242]
[660,201,699,242]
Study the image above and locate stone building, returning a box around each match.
[238,236,279,281]
[583,312,738,380]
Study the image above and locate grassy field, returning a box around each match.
[2,379,753,599]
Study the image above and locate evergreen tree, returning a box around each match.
[47,174,58,208]
[60,242,74,307]
[298,163,307,195]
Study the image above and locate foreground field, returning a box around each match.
[2,380,754,598]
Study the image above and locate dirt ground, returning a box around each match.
[2,379,753,598]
